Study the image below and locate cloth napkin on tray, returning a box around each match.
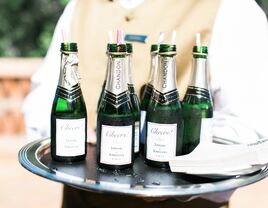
[169,139,268,176]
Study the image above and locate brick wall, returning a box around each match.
[0,58,43,135]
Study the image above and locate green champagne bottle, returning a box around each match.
[182,45,213,154]
[51,42,87,162]
[126,43,141,156]
[145,44,183,168]
[97,44,135,170]
[97,44,112,111]
[140,44,158,152]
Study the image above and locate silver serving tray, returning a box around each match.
[18,138,268,198]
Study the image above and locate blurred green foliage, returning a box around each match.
[0,0,68,57]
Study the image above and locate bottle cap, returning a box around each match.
[126,43,133,54]
[150,44,158,53]
[159,44,176,55]
[61,42,78,52]
[109,44,127,53]
[106,43,115,54]
[193,46,208,58]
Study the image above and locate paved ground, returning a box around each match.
[0,136,62,208]
[1,136,268,208]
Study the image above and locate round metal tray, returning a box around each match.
[18,138,268,198]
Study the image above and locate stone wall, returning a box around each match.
[0,58,43,135]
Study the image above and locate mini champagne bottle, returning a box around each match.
[51,42,87,162]
[140,44,158,153]
[126,43,141,156]
[97,43,135,170]
[145,44,183,168]
[182,34,213,154]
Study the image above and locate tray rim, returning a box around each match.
[18,138,268,198]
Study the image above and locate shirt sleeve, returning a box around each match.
[209,0,268,144]
[23,0,77,142]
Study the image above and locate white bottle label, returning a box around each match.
[134,121,140,153]
[100,125,132,165]
[140,110,147,144]
[56,118,85,157]
[146,122,177,162]
[200,118,213,143]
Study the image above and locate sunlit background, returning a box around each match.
[0,0,268,207]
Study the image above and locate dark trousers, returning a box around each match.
[62,185,229,208]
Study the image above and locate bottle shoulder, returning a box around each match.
[182,102,213,118]
[146,99,183,124]
[52,95,87,115]
[97,102,136,126]
[98,100,134,117]
[182,93,213,118]
[147,92,182,116]
[147,99,182,110]
[182,94,213,108]
[148,89,181,107]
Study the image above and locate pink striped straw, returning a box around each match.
[116,29,123,45]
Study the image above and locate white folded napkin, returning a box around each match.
[169,138,268,176]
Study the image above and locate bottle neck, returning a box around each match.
[154,55,177,94]
[189,57,208,90]
[58,52,80,90]
[105,56,128,95]
[126,54,134,85]
[148,52,158,86]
